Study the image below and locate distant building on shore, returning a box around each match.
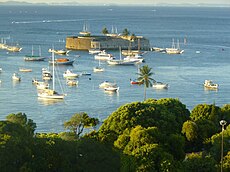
[65,34,150,51]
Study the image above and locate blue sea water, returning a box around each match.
[0,6,229,132]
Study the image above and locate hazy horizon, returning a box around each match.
[0,0,230,5]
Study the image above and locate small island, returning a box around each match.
[66,27,150,51]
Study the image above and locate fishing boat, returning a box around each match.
[152,82,168,89]
[203,80,218,89]
[166,39,184,54]
[24,45,46,61]
[63,69,79,78]
[38,51,66,99]
[12,73,21,81]
[49,58,74,65]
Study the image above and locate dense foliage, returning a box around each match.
[0,100,230,171]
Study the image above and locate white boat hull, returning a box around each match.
[152,82,168,89]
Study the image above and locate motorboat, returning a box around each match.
[19,68,32,72]
[12,73,21,81]
[104,85,119,92]
[88,48,101,54]
[107,58,139,65]
[152,82,168,89]
[123,54,145,63]
[203,80,218,89]
[66,79,78,86]
[7,45,22,52]
[49,58,74,65]
[80,71,91,76]
[48,49,69,55]
[130,79,143,85]
[99,81,117,88]
[94,50,114,61]
[151,47,166,52]
[63,69,79,78]
[42,68,52,80]
[121,50,143,56]
[93,66,104,72]
[36,81,50,90]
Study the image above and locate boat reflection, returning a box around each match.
[204,87,218,92]
[37,97,64,106]
[104,90,119,97]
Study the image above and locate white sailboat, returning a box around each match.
[38,51,66,99]
[107,47,139,65]
[93,59,104,72]
[79,22,91,35]
[166,39,184,54]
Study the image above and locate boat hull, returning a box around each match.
[49,60,74,65]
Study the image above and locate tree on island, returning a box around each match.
[102,27,109,35]
[64,112,99,138]
[122,28,130,36]
[137,65,155,101]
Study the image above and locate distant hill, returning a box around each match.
[0,1,82,6]
[0,1,229,7]
[0,1,46,6]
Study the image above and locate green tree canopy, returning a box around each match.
[182,152,217,172]
[6,112,36,136]
[190,104,222,123]
[0,121,33,171]
[64,112,99,137]
[102,27,109,35]
[221,104,230,123]
[122,28,130,36]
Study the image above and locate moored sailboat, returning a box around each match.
[38,51,66,99]
[24,45,46,61]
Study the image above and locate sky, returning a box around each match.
[0,0,230,5]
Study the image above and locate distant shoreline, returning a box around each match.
[0,1,230,8]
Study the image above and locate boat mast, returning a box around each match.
[32,45,34,56]
[119,46,122,60]
[177,39,180,50]
[39,45,41,56]
[172,38,175,49]
[52,49,55,90]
